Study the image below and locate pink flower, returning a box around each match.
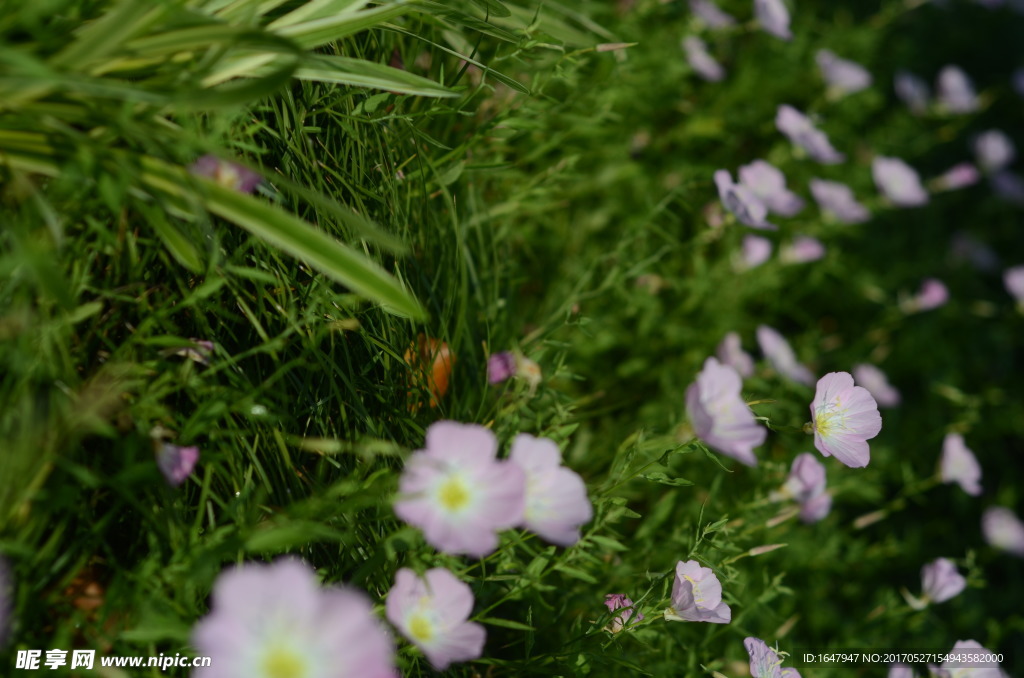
[905,278,949,312]
[755,0,792,40]
[895,70,930,114]
[745,637,802,678]
[799,493,833,523]
[508,434,592,546]
[739,161,805,216]
[809,372,882,468]
[784,453,826,503]
[1004,265,1024,302]
[716,332,754,378]
[740,235,774,269]
[991,171,1024,206]
[780,236,825,264]
[689,0,736,28]
[810,178,870,224]
[191,559,396,678]
[190,154,262,193]
[939,640,1008,678]
[940,433,982,496]
[935,163,981,191]
[982,507,1024,557]
[973,130,1016,172]
[937,66,979,114]
[386,568,485,670]
[685,357,767,467]
[714,170,775,229]
[776,106,845,164]
[950,232,997,271]
[683,36,725,82]
[156,443,199,487]
[920,558,966,604]
[394,421,526,557]
[665,560,731,624]
[756,325,815,386]
[784,453,832,523]
[487,351,517,384]
[889,664,914,678]
[873,156,929,207]
[852,364,901,408]
[816,50,872,96]
[604,594,644,632]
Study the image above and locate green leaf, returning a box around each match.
[292,55,458,97]
[477,616,536,631]
[276,2,414,49]
[640,471,693,487]
[554,564,598,583]
[244,520,349,552]
[469,0,512,18]
[138,159,425,319]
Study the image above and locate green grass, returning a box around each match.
[2,0,1023,676]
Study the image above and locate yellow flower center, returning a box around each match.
[262,647,307,678]
[409,613,435,642]
[438,475,471,512]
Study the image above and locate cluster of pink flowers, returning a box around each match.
[191,558,492,675]
[394,422,592,556]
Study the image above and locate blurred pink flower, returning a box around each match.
[852,364,901,408]
[156,443,199,487]
[604,594,644,632]
[873,156,929,207]
[935,163,981,191]
[508,434,592,546]
[905,278,949,312]
[683,36,725,82]
[716,332,755,378]
[949,232,997,271]
[755,0,792,40]
[191,559,396,678]
[1004,265,1024,302]
[973,130,1016,172]
[940,433,982,496]
[190,154,262,193]
[745,637,802,678]
[714,170,776,229]
[895,70,930,114]
[940,640,1007,678]
[689,0,736,27]
[1015,67,1024,97]
[487,351,517,384]
[810,178,870,224]
[816,50,872,95]
[739,160,805,216]
[982,507,1024,557]
[991,171,1024,206]
[686,357,767,467]
[756,325,815,386]
[780,236,825,264]
[888,664,914,678]
[665,560,731,624]
[394,421,525,557]
[386,568,485,671]
[776,106,845,164]
[741,235,774,269]
[784,453,826,503]
[810,372,882,468]
[920,558,966,604]
[937,66,979,114]
[784,453,832,523]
